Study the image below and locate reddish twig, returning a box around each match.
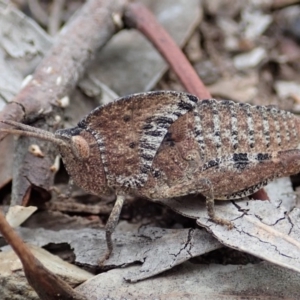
[0,208,87,299]
[124,2,210,99]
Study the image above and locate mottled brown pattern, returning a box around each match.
[78,91,197,189]
[140,97,300,203]
[217,101,233,155]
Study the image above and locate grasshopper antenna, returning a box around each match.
[0,120,68,148]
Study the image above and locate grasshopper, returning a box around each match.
[2,91,300,261]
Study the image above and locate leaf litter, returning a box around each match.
[1,0,300,298]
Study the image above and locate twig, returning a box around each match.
[0,0,127,140]
[0,208,87,299]
[123,2,210,99]
[48,0,65,36]
[270,0,300,9]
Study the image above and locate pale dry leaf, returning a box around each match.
[158,178,300,274]
[208,73,258,102]
[78,75,119,106]
[274,80,300,99]
[124,226,221,282]
[76,261,300,299]
[233,47,267,70]
[1,225,222,281]
[6,205,37,228]
[85,0,202,95]
[264,177,296,211]
[0,1,52,59]
[0,0,52,104]
[242,9,272,41]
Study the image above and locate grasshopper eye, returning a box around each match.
[71,135,90,160]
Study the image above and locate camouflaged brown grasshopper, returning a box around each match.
[2,91,300,262]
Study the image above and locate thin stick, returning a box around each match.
[124,3,210,99]
[48,0,65,36]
